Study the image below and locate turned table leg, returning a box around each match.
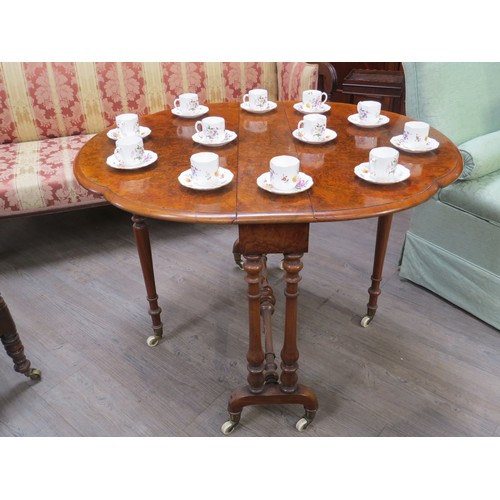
[280,253,302,393]
[244,255,266,394]
[0,294,41,380]
[361,213,394,327]
[131,215,163,346]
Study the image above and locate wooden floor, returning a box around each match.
[1,205,499,437]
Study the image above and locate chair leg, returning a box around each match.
[0,294,41,380]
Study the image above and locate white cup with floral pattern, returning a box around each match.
[114,136,145,167]
[302,89,328,111]
[190,152,220,187]
[368,147,399,181]
[357,101,381,124]
[403,121,430,150]
[116,113,140,138]
[298,113,327,140]
[270,155,300,191]
[174,93,200,114]
[243,88,268,110]
[194,116,225,142]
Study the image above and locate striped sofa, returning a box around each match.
[0,62,323,218]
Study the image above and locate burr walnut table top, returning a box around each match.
[74,101,462,223]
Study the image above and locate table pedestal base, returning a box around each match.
[222,223,318,434]
[223,383,318,434]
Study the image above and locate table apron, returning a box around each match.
[238,223,310,255]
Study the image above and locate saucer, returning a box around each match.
[347,114,390,128]
[106,126,151,140]
[171,105,209,119]
[390,135,440,153]
[106,150,158,170]
[192,130,237,147]
[240,101,278,114]
[293,102,331,114]
[178,166,234,190]
[354,162,410,184]
[256,172,313,194]
[292,128,337,144]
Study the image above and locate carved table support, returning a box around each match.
[280,253,303,393]
[222,223,318,434]
[0,294,41,380]
[260,255,278,384]
[132,215,163,346]
[244,255,266,394]
[361,213,394,327]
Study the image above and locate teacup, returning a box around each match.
[173,93,200,114]
[302,89,328,111]
[195,116,225,142]
[269,155,300,191]
[190,152,220,186]
[114,135,145,167]
[368,147,399,181]
[403,121,430,149]
[116,113,140,138]
[243,88,268,110]
[298,113,327,140]
[357,101,381,125]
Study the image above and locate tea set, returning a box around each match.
[105,90,439,191]
[256,155,313,194]
[241,88,278,113]
[106,114,157,170]
[178,151,234,190]
[171,93,209,118]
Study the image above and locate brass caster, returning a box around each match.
[146,335,161,347]
[221,420,238,435]
[360,315,373,328]
[235,260,244,271]
[295,416,312,432]
[279,259,284,271]
[27,368,42,381]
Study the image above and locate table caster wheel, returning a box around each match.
[236,260,244,271]
[296,417,311,432]
[221,420,238,435]
[360,315,373,328]
[146,335,161,347]
[27,368,42,381]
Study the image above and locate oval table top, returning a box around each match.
[74,101,463,224]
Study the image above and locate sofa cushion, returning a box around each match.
[0,135,105,216]
[458,129,500,180]
[438,168,500,226]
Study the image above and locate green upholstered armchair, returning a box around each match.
[399,62,500,330]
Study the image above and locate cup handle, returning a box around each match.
[195,121,203,134]
[298,120,304,130]
[242,94,249,103]
[321,92,328,103]
[173,98,180,109]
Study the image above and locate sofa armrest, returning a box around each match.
[458,129,500,180]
